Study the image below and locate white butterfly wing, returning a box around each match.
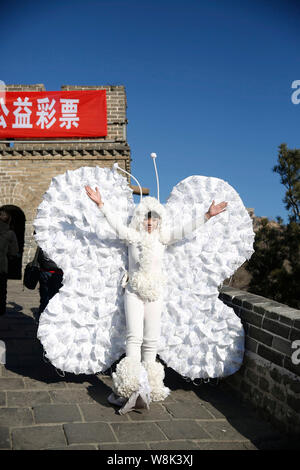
[34,166,134,375]
[158,175,255,379]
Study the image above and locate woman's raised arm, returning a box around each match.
[85,185,139,243]
[166,200,227,245]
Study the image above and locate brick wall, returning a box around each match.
[219,286,300,436]
[0,84,131,274]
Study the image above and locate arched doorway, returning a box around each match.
[0,205,25,279]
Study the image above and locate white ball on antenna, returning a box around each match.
[150,152,157,159]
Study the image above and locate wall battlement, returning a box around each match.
[219,286,300,436]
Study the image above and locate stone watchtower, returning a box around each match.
[0,84,144,279]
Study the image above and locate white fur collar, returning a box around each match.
[129,226,166,302]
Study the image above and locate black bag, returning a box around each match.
[23,247,41,290]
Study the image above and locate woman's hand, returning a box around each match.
[85,185,103,208]
[205,200,227,220]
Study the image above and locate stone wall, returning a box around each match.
[0,84,130,274]
[219,286,300,436]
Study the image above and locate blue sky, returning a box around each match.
[1,0,300,221]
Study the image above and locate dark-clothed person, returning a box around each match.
[0,210,19,315]
[37,249,63,317]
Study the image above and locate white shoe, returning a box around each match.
[118,391,150,415]
[107,392,127,407]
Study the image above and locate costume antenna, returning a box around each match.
[113,163,143,202]
[150,153,160,202]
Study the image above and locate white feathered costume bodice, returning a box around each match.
[34,166,255,379]
[100,196,207,301]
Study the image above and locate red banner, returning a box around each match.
[0,90,107,138]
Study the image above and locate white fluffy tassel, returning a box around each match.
[143,361,170,401]
[112,357,147,399]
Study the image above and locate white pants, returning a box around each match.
[124,285,162,363]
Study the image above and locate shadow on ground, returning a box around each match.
[163,366,299,450]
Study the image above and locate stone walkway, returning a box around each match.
[0,280,297,450]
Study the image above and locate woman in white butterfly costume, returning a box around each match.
[34,153,255,414]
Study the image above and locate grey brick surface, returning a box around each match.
[0,426,11,449]
[0,391,6,406]
[111,422,167,442]
[127,404,172,421]
[79,403,130,422]
[283,356,300,376]
[24,377,66,389]
[252,302,274,315]
[197,402,228,420]
[0,377,25,390]
[64,422,115,444]
[231,295,259,307]
[272,336,292,355]
[289,328,300,342]
[257,344,284,367]
[262,318,290,339]
[248,325,274,346]
[164,402,213,419]
[279,313,300,325]
[244,336,259,353]
[33,404,82,423]
[0,407,33,426]
[196,419,247,440]
[7,390,51,406]
[149,440,200,450]
[218,292,234,302]
[239,309,263,327]
[65,380,95,389]
[49,389,95,403]
[157,420,211,440]
[12,425,66,450]
[242,297,271,311]
[263,311,281,321]
[168,388,202,403]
